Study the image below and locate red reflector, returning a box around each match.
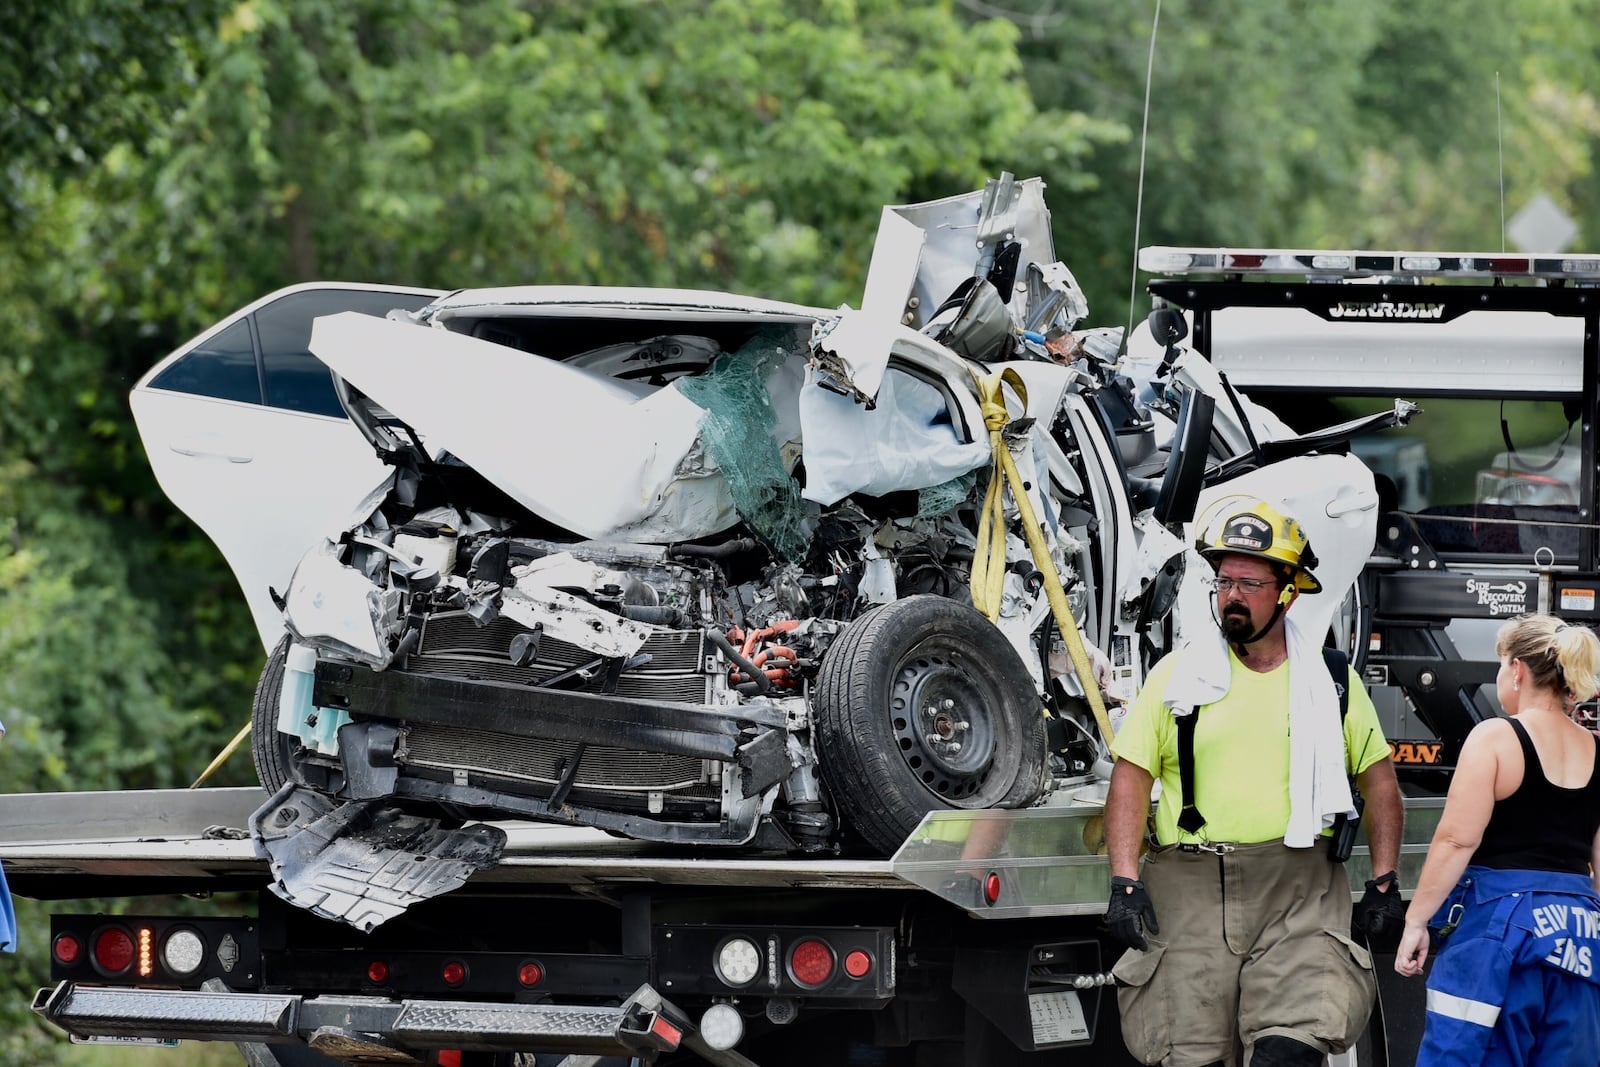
[518,961,545,987]
[53,934,83,965]
[441,960,467,986]
[367,960,390,984]
[789,938,835,987]
[93,927,135,974]
[843,949,872,979]
[984,872,1002,905]
[649,1013,683,1047]
[438,1052,463,1067]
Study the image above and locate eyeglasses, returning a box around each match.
[1205,576,1275,595]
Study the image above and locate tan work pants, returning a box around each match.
[1113,839,1375,1067]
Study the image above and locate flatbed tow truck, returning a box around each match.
[3,785,1437,1066]
[21,238,1585,1065]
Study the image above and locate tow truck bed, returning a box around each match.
[4,787,1441,1065]
[0,787,908,899]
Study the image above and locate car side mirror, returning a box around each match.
[1147,308,1189,379]
[1146,307,1187,347]
[1152,388,1216,528]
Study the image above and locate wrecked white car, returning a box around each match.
[134,177,1410,927]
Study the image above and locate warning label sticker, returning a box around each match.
[1029,989,1090,1044]
[1560,588,1596,613]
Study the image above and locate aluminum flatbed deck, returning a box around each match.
[0,787,908,899]
[0,786,1441,917]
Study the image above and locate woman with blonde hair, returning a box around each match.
[1395,613,1600,1066]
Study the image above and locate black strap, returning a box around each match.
[1175,648,1349,837]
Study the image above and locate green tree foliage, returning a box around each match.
[0,1,226,214]
[1000,0,1600,324]
[96,0,1111,313]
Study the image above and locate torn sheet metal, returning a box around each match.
[816,209,927,400]
[499,577,654,659]
[886,177,1059,334]
[283,541,396,666]
[821,176,1086,401]
[252,785,506,933]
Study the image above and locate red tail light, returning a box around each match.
[518,961,545,987]
[92,926,135,975]
[649,1013,683,1047]
[984,872,1002,905]
[52,933,83,965]
[441,960,467,986]
[788,938,835,987]
[843,949,873,979]
[367,960,390,984]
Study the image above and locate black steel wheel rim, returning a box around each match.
[888,647,997,799]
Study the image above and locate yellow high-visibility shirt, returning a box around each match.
[1112,649,1388,846]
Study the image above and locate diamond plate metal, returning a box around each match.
[395,1000,625,1039]
[39,984,296,1040]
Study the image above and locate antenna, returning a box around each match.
[1120,0,1163,360]
[1497,71,1506,252]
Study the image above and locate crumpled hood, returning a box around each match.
[311,311,741,541]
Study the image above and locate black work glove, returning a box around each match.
[1105,876,1159,952]
[1355,870,1407,952]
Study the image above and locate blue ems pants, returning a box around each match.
[1416,866,1600,1067]
[0,857,14,952]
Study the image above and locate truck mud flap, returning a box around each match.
[251,784,507,932]
[35,979,689,1058]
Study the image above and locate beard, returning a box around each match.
[1220,607,1256,642]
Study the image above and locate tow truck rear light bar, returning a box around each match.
[1140,246,1600,282]
[52,915,259,990]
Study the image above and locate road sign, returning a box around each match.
[1508,192,1579,253]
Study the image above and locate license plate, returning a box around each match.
[70,1035,181,1047]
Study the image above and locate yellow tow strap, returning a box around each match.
[969,367,1117,746]
[190,720,251,789]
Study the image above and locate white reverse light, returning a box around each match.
[160,928,207,977]
[715,937,761,986]
[699,1003,744,1051]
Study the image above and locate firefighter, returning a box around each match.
[1102,500,1404,1067]
[1395,613,1600,1066]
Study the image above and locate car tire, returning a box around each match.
[251,636,303,794]
[813,595,1048,856]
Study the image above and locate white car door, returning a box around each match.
[130,284,443,652]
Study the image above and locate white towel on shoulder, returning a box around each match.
[1162,618,1354,848]
[1161,627,1232,714]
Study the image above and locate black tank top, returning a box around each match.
[1475,718,1600,875]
